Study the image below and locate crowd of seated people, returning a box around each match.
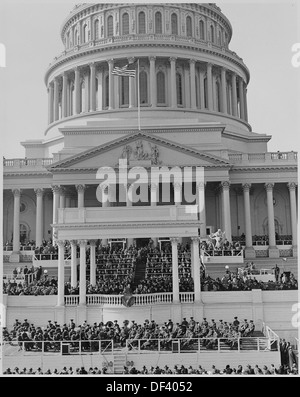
[201,270,298,291]
[200,239,242,255]
[3,362,298,375]
[2,316,257,354]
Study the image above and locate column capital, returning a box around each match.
[76,184,86,193]
[189,59,196,65]
[173,182,182,191]
[170,237,180,245]
[221,180,230,190]
[108,59,114,66]
[74,66,81,73]
[58,186,66,196]
[78,239,88,247]
[70,240,77,247]
[207,62,213,69]
[264,183,274,192]
[197,181,206,189]
[12,188,21,197]
[51,185,61,194]
[150,182,158,192]
[287,182,297,191]
[242,183,251,192]
[34,188,44,197]
[191,236,200,243]
[89,240,97,246]
[169,57,177,63]
[56,240,65,248]
[149,56,156,62]
[89,62,96,68]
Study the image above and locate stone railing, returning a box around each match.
[3,158,53,169]
[228,152,297,164]
[48,33,245,68]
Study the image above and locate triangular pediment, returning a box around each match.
[49,132,230,171]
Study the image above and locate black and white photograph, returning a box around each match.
[0,1,299,382]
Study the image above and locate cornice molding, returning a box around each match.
[54,220,201,229]
[230,166,298,172]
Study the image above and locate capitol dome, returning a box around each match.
[45,3,252,145]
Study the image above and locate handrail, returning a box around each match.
[201,249,243,257]
[125,336,275,353]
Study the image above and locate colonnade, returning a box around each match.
[9,182,298,257]
[56,236,201,307]
[47,57,248,124]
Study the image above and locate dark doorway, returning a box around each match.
[135,238,150,249]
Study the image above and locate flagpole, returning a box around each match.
[137,59,141,131]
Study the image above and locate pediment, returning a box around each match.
[49,131,230,171]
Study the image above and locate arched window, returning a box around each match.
[199,20,205,40]
[83,24,88,43]
[94,19,99,39]
[95,77,98,109]
[122,12,129,35]
[107,15,113,37]
[155,11,162,34]
[120,76,129,106]
[195,75,199,108]
[74,29,79,45]
[204,77,208,108]
[105,75,109,107]
[210,24,215,43]
[171,13,178,35]
[176,72,183,105]
[218,30,222,46]
[138,11,146,34]
[157,71,166,104]
[66,32,70,49]
[139,71,148,104]
[186,16,192,37]
[216,80,221,112]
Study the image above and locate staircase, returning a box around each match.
[132,257,147,290]
[113,353,127,374]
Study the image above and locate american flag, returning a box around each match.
[111,63,136,78]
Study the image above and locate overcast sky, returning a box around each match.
[0,0,299,158]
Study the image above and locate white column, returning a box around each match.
[206,63,213,111]
[57,240,65,306]
[108,59,114,110]
[48,83,54,124]
[174,182,182,205]
[89,62,96,111]
[84,73,90,112]
[97,69,103,110]
[170,237,180,303]
[62,72,68,118]
[221,181,232,242]
[189,59,196,109]
[220,67,227,114]
[169,57,177,108]
[242,183,253,249]
[191,237,201,303]
[149,56,156,107]
[238,77,245,120]
[52,185,60,225]
[287,183,297,248]
[79,239,87,305]
[76,184,86,208]
[53,77,59,121]
[244,86,248,122]
[70,240,78,288]
[199,68,205,109]
[89,240,97,287]
[35,188,44,248]
[265,183,276,247]
[74,67,81,114]
[197,182,206,238]
[231,72,238,117]
[12,189,21,252]
[128,57,135,108]
[59,187,65,209]
[150,183,159,246]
